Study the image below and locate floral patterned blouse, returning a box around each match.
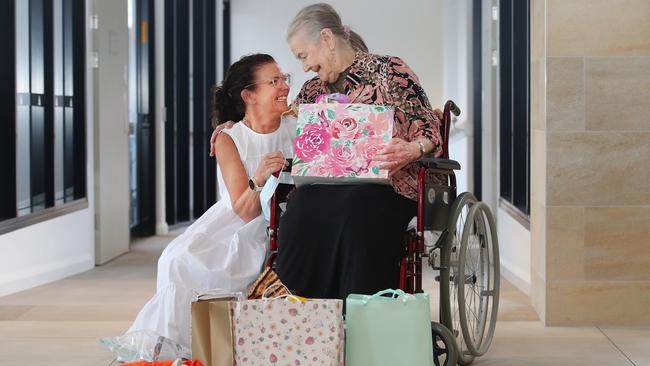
[294,51,443,200]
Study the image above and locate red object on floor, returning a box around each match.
[122,360,204,366]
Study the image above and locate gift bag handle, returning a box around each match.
[362,288,414,305]
[260,282,305,303]
[261,282,291,299]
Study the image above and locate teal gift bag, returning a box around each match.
[345,289,434,366]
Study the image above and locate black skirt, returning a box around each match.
[275,184,416,299]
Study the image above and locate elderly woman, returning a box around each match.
[125,54,294,349]
[273,3,444,299]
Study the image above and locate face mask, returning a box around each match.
[260,172,282,221]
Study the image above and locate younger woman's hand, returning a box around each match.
[252,152,288,186]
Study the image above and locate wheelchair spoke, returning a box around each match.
[466,290,478,321]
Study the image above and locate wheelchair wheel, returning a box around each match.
[439,192,477,365]
[457,201,500,357]
[431,322,458,366]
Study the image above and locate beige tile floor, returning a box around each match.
[1,233,649,366]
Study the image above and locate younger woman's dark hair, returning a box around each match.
[211,53,276,127]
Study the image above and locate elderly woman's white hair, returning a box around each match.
[287,3,368,52]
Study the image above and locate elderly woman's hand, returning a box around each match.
[433,108,443,123]
[375,138,422,176]
[282,101,299,118]
[209,121,235,157]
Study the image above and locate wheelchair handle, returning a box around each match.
[446,100,461,117]
[442,100,461,159]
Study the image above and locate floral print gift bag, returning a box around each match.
[231,296,344,366]
[291,103,394,186]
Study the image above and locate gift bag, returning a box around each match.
[191,294,236,366]
[345,289,434,366]
[231,296,344,366]
[291,102,394,186]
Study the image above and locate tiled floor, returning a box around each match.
[1,233,649,366]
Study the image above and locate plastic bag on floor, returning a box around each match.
[100,330,192,363]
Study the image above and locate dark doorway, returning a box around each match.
[129,0,156,236]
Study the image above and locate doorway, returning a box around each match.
[128,0,156,236]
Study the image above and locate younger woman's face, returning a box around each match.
[246,62,290,116]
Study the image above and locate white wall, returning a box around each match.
[0,211,95,296]
[441,0,472,125]
[449,138,470,195]
[0,0,95,296]
[497,208,531,294]
[230,0,444,106]
[480,0,499,214]
[441,0,473,195]
[92,0,131,264]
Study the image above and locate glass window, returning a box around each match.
[16,0,31,216]
[1,0,87,233]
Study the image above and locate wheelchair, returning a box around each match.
[265,101,500,366]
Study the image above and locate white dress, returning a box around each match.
[127,116,296,349]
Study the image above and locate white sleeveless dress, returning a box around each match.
[126,116,296,349]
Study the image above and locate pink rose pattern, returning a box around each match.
[292,103,393,180]
[231,299,344,366]
[330,117,361,139]
[294,121,332,163]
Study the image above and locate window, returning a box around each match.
[0,0,86,234]
[499,0,530,222]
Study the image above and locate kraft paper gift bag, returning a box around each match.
[345,289,434,366]
[291,103,394,186]
[191,294,236,366]
[231,296,344,366]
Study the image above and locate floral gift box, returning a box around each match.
[291,103,394,186]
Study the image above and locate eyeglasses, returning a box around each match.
[244,73,291,89]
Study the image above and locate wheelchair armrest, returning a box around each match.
[418,157,461,171]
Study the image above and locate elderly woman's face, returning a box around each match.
[289,31,338,83]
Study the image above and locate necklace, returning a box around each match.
[241,117,280,134]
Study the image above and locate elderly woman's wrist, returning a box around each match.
[413,140,426,160]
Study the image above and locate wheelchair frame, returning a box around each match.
[265,101,500,366]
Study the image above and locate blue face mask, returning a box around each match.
[260,172,282,221]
